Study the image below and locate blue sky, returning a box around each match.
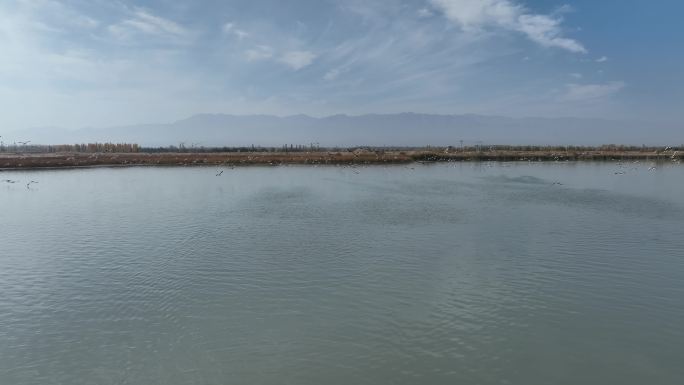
[0,0,682,130]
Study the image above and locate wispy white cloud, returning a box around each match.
[226,21,316,70]
[323,66,352,81]
[0,1,219,129]
[570,73,583,79]
[323,68,341,81]
[279,50,317,70]
[430,0,586,53]
[223,22,249,40]
[596,56,608,63]
[0,2,100,76]
[108,8,189,42]
[517,14,585,53]
[553,4,575,15]
[563,81,625,101]
[245,45,274,61]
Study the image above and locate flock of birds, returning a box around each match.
[1,136,38,189]
[1,179,38,189]
[4,151,677,191]
[214,165,236,176]
[612,158,676,175]
[0,135,31,148]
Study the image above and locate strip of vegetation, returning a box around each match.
[0,144,681,169]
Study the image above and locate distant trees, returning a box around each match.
[0,142,140,153]
[137,144,682,154]
[142,144,337,153]
[0,142,679,155]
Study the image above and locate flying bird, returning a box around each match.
[26,181,38,189]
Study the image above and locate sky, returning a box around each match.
[0,0,682,130]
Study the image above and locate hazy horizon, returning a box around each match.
[7,111,681,131]
[3,112,681,147]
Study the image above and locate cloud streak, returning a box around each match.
[279,50,317,70]
[245,45,274,61]
[108,8,189,42]
[223,22,249,40]
[430,0,586,53]
[563,81,625,101]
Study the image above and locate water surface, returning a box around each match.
[1,162,683,384]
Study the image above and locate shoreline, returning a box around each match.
[0,150,681,170]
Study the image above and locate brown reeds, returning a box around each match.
[0,146,681,170]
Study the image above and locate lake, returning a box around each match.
[1,162,683,384]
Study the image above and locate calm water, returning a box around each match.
[1,162,683,385]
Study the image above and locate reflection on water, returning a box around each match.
[1,162,683,385]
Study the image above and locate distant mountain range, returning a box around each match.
[7,113,682,147]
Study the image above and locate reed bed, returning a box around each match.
[0,147,681,169]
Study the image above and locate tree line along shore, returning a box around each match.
[0,144,681,169]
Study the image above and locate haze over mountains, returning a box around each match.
[8,113,681,148]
